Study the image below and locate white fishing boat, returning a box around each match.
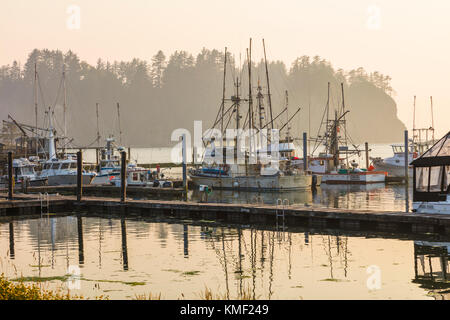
[372,144,416,178]
[38,112,96,186]
[307,82,387,184]
[0,158,48,187]
[411,131,450,214]
[110,163,173,188]
[92,137,124,185]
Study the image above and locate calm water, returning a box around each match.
[1,215,449,300]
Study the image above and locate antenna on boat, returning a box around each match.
[117,102,122,145]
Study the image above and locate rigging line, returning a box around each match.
[36,73,47,110]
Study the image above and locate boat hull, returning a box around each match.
[189,174,312,191]
[321,171,386,184]
[413,200,450,214]
[373,160,413,178]
[47,174,95,186]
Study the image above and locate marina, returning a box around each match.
[1,2,450,303]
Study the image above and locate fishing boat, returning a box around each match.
[307,82,386,184]
[92,137,124,184]
[0,158,48,187]
[189,40,312,191]
[110,163,173,188]
[373,96,436,178]
[411,131,450,214]
[38,111,96,186]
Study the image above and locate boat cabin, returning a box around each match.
[411,131,450,203]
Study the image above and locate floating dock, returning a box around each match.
[0,184,185,198]
[1,193,450,236]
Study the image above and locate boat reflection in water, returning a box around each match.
[413,241,450,300]
[190,183,411,212]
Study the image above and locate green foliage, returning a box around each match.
[0,274,80,300]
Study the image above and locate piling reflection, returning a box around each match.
[77,216,84,265]
[121,218,129,271]
[0,215,445,299]
[9,222,14,259]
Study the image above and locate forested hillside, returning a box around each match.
[0,49,406,147]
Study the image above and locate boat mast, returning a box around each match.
[34,63,38,156]
[117,102,122,145]
[221,47,227,136]
[247,39,253,160]
[340,83,349,169]
[48,108,56,160]
[285,90,290,141]
[63,64,67,140]
[325,82,330,154]
[96,103,101,146]
[262,39,274,132]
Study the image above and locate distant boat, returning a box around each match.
[306,83,386,184]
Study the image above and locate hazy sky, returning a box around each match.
[1,0,449,137]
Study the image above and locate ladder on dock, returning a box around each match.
[276,199,289,241]
[39,193,50,217]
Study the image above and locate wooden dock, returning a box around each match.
[1,193,450,236]
[0,184,185,198]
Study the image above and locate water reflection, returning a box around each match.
[190,184,413,212]
[0,215,444,300]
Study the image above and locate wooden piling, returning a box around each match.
[8,152,13,200]
[120,151,127,203]
[365,142,369,169]
[303,132,308,171]
[182,134,187,201]
[404,130,409,183]
[76,150,83,202]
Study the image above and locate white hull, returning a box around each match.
[413,200,450,215]
[190,174,312,191]
[321,172,386,184]
[373,161,413,178]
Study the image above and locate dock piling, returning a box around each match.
[182,134,188,200]
[8,151,13,200]
[121,151,127,203]
[77,150,83,201]
[365,142,369,169]
[404,130,409,183]
[303,132,308,171]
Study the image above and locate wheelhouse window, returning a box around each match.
[61,163,70,170]
[51,163,60,170]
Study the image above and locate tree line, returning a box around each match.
[0,48,405,147]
